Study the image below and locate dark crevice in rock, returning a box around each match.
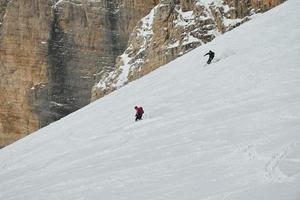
[47,8,76,123]
[105,0,124,59]
[29,7,77,127]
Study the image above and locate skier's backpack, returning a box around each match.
[139,107,144,114]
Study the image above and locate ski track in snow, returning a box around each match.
[263,142,300,183]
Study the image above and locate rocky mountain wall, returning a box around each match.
[0,0,156,147]
[0,0,52,147]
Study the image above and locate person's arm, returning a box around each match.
[204,52,208,56]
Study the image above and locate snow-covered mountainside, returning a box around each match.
[0,0,299,199]
[91,0,286,100]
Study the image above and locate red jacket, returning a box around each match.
[135,107,144,116]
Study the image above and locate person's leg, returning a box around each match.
[207,58,211,64]
[135,115,142,121]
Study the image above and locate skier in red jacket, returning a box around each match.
[134,106,144,121]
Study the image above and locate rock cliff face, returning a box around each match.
[0,0,156,147]
[92,0,286,99]
[0,0,52,147]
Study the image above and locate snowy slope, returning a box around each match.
[1,0,300,199]
[94,0,255,92]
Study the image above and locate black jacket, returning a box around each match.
[204,51,215,58]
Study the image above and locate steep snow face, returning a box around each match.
[0,0,300,199]
[92,0,270,98]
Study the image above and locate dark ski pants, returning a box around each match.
[207,56,214,64]
[135,115,142,121]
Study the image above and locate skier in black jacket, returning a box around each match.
[204,50,215,64]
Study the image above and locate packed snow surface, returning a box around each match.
[1,0,300,199]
